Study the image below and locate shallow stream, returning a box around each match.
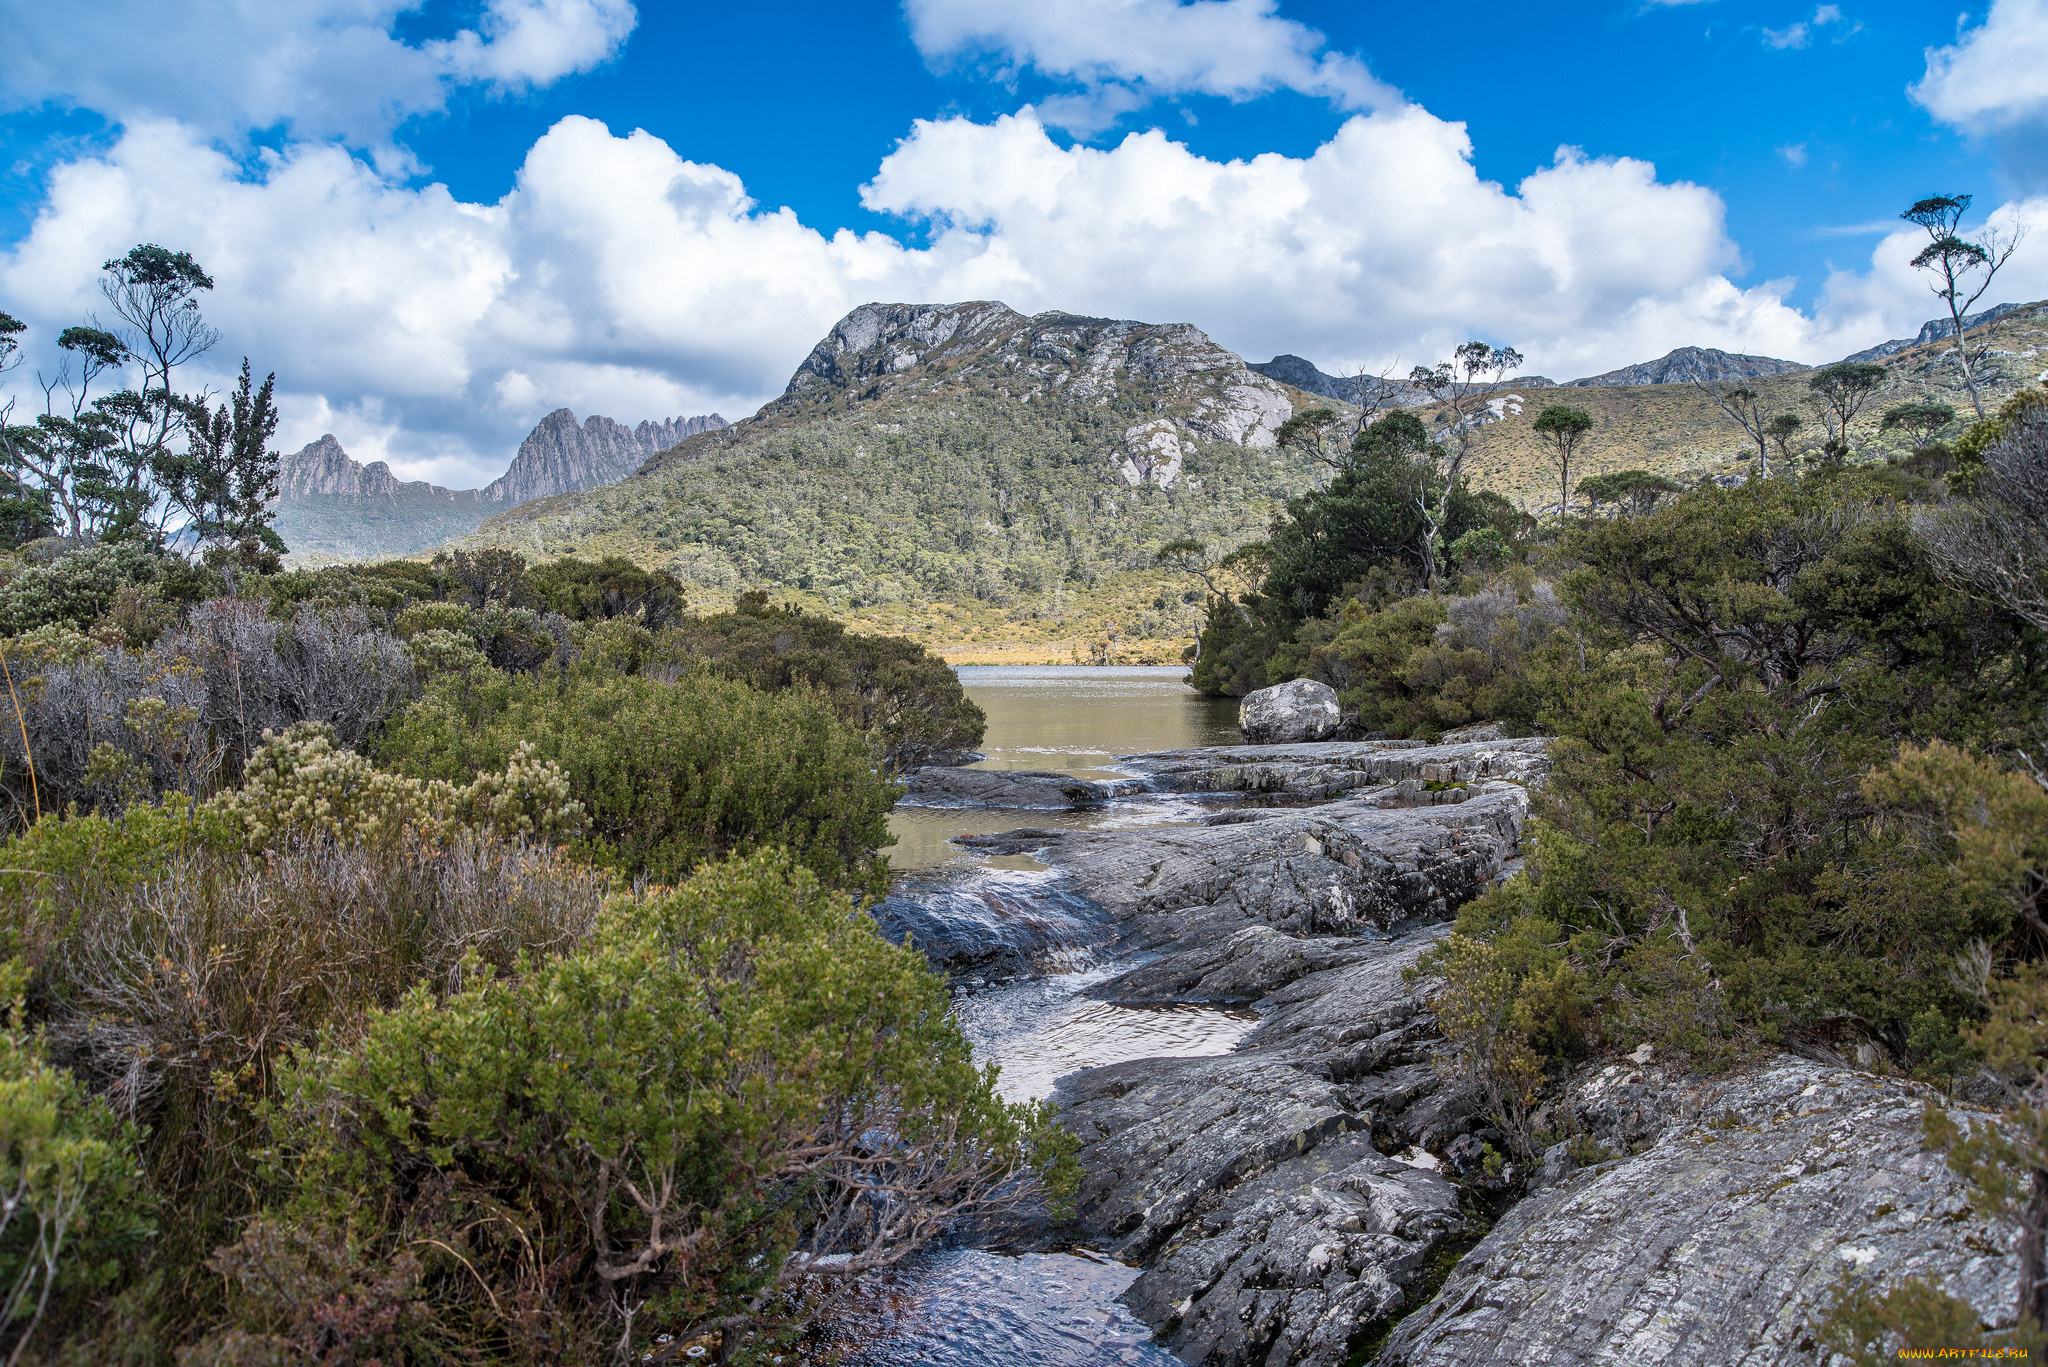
[825,668,1246,1364]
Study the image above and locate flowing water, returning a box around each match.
[830,668,1248,1365]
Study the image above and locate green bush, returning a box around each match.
[527,554,687,629]
[658,601,984,770]
[378,667,897,892]
[1429,472,2046,1076]
[7,823,605,1352]
[0,543,170,636]
[242,851,1071,1364]
[0,960,154,1367]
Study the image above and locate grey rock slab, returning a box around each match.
[1244,924,1449,1068]
[1125,737,1550,794]
[897,766,1134,809]
[1376,1057,2021,1366]
[1035,784,1529,945]
[1088,925,1397,1005]
[1127,1133,1462,1367]
[1241,679,1342,744]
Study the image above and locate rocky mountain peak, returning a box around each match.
[1565,346,1808,387]
[482,408,728,506]
[769,301,1303,489]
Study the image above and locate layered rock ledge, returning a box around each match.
[915,736,2021,1365]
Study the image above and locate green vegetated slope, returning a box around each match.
[462,398,1307,603]
[447,300,2048,649]
[1460,301,2048,505]
[452,304,1325,651]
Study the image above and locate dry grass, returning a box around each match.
[1457,302,2048,510]
[10,829,608,1344]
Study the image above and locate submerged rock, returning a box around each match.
[1240,679,1341,744]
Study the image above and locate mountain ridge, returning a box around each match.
[447,300,1328,654]
[275,409,727,560]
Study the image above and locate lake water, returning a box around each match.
[826,667,1247,1366]
[885,666,1241,874]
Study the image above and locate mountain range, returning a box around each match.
[286,293,2048,655]
[275,409,726,559]
[438,302,1331,654]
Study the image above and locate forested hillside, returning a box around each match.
[454,302,1325,657]
[443,299,2048,658]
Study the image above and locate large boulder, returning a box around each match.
[1240,678,1341,744]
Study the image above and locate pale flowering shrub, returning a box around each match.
[211,724,586,850]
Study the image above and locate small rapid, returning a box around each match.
[824,667,1241,1365]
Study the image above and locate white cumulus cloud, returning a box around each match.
[1914,0,2048,187]
[9,108,2043,489]
[904,0,1396,131]
[0,0,636,152]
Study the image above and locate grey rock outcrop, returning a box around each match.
[277,435,481,504]
[482,409,727,505]
[1566,346,1808,387]
[934,738,1560,1365]
[1377,1057,2020,1365]
[777,302,1300,464]
[899,767,1138,810]
[1841,301,2022,363]
[1240,679,1341,744]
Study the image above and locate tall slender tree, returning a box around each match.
[1903,194,2026,419]
[1408,340,1523,586]
[1532,404,1594,518]
[97,245,220,537]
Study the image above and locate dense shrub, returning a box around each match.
[1291,577,1569,739]
[661,600,984,770]
[0,959,154,1367]
[1417,472,2046,1093]
[0,602,418,827]
[0,542,169,636]
[527,553,688,629]
[3,812,606,1351]
[379,667,898,892]
[228,851,1069,1366]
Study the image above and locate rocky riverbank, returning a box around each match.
[895,735,2023,1366]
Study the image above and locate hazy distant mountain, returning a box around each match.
[1564,346,1808,387]
[483,410,727,506]
[275,410,727,560]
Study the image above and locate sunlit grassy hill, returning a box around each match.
[1457,300,2048,509]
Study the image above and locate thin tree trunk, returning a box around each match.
[2020,1167,2048,1331]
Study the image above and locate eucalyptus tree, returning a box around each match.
[1765,413,1804,471]
[1408,340,1523,586]
[1692,381,1773,476]
[13,325,133,539]
[1532,403,1594,517]
[1807,361,1889,461]
[1880,400,1958,451]
[1903,194,2026,418]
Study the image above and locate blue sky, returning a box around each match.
[2,0,2044,485]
